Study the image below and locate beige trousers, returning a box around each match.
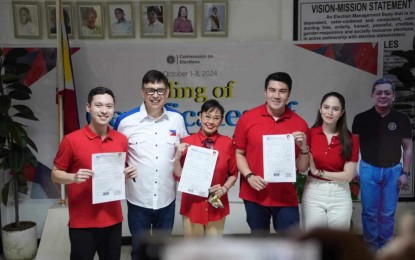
[182,216,225,237]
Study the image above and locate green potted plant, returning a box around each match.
[0,47,39,259]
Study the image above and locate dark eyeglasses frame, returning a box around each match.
[143,88,167,95]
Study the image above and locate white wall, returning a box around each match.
[0,0,413,238]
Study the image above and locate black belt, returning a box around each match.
[364,160,400,168]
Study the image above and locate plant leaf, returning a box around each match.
[24,146,38,166]
[12,105,39,121]
[10,122,28,148]
[1,157,10,170]
[2,181,11,206]
[7,83,32,94]
[5,48,28,59]
[12,104,34,115]
[14,63,31,75]
[1,73,19,84]
[8,144,25,172]
[9,90,30,100]
[0,95,12,113]
[14,112,39,121]
[0,114,12,137]
[26,137,38,153]
[17,174,28,194]
[0,145,8,159]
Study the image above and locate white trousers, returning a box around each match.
[301,177,352,231]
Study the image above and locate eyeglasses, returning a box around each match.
[143,88,167,95]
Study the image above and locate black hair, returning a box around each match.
[265,72,292,92]
[114,8,124,13]
[147,6,160,15]
[372,78,395,93]
[88,86,115,104]
[142,70,169,88]
[177,6,188,18]
[201,99,224,118]
[312,92,352,160]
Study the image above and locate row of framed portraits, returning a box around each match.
[12,1,228,39]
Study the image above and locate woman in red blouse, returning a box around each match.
[173,99,238,237]
[302,92,359,231]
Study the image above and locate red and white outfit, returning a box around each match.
[302,125,359,230]
[178,130,238,225]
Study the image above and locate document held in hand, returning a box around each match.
[92,152,126,204]
[263,134,296,182]
[178,145,219,197]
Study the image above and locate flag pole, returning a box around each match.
[56,0,66,206]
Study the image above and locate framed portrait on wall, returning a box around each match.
[12,1,42,39]
[77,2,104,39]
[45,1,74,39]
[139,1,167,38]
[107,2,134,38]
[202,0,228,37]
[171,1,197,38]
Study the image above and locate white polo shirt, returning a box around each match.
[114,103,188,209]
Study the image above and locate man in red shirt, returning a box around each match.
[233,72,309,234]
[52,87,137,259]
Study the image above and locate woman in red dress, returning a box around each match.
[174,99,238,237]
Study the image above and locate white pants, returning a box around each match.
[301,177,352,231]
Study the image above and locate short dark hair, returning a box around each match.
[114,8,124,14]
[201,99,224,118]
[372,78,395,93]
[265,72,292,92]
[88,86,115,104]
[142,70,169,88]
[83,7,97,20]
[147,6,160,15]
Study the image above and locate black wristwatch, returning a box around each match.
[245,173,255,180]
[401,171,411,177]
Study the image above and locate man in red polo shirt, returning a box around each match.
[234,72,309,235]
[52,87,137,259]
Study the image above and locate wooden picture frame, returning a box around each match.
[202,0,228,37]
[107,2,135,38]
[139,1,167,38]
[171,1,197,38]
[45,1,74,39]
[77,2,105,39]
[12,1,42,39]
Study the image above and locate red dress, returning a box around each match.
[178,130,238,225]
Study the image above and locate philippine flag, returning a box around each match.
[169,130,177,136]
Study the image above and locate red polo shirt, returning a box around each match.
[309,125,359,180]
[178,130,238,225]
[234,104,309,206]
[54,125,127,228]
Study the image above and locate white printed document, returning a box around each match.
[263,135,296,182]
[92,152,126,204]
[178,145,219,197]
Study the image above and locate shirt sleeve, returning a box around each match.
[177,116,189,139]
[233,114,247,150]
[53,136,73,171]
[401,114,413,139]
[350,134,360,162]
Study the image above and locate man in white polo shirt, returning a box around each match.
[114,70,188,259]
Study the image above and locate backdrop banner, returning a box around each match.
[13,41,395,203]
